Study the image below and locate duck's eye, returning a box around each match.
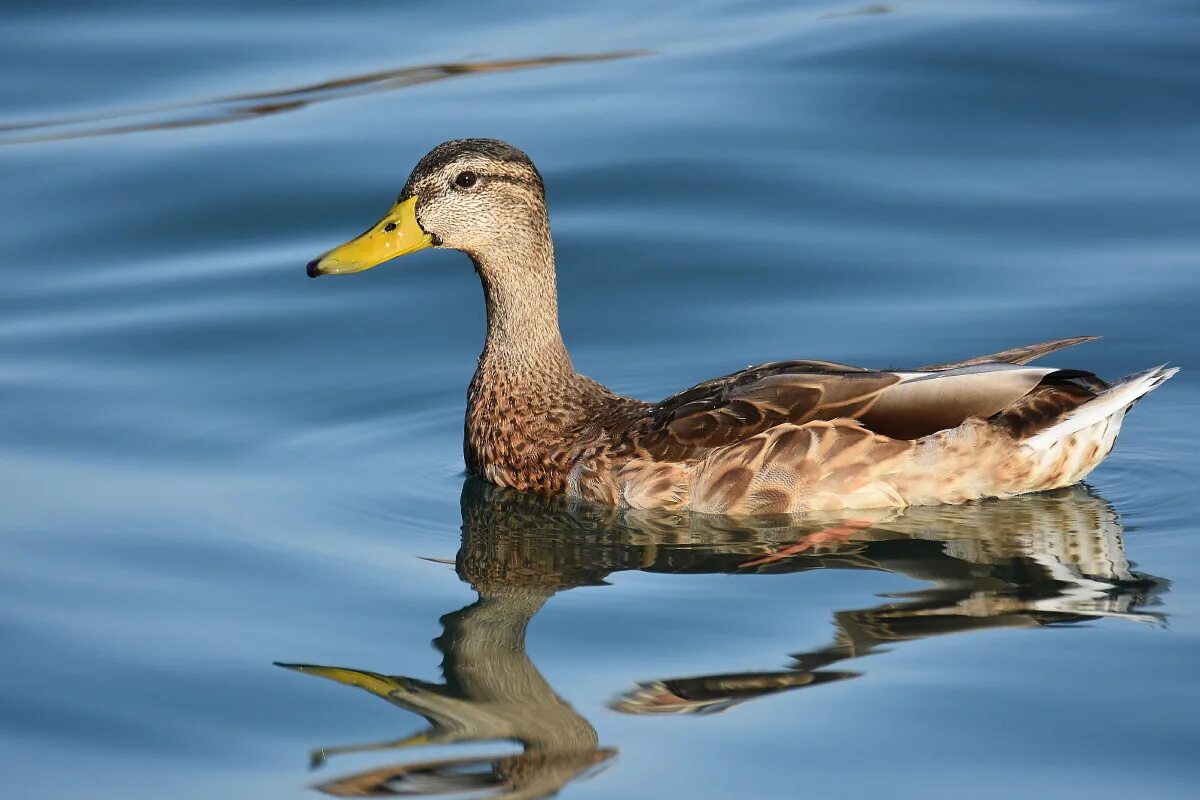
[454,171,478,189]
[383,222,397,232]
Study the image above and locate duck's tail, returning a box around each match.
[1023,365,1178,451]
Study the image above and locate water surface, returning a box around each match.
[2,1,1198,798]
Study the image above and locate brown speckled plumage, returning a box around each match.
[313,139,1177,514]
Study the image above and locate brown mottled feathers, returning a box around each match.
[630,337,1106,462]
[631,363,899,461]
[458,330,1172,513]
[690,421,913,514]
[989,372,1107,439]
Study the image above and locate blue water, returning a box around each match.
[2,1,1199,797]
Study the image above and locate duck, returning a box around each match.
[307,138,1176,515]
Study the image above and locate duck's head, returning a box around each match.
[306,138,548,278]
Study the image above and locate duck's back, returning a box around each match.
[558,344,1171,514]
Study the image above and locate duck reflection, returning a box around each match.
[278,480,1165,797]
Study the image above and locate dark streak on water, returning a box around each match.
[1,1,1198,798]
[0,52,645,145]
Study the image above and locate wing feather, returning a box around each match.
[628,342,1106,463]
[633,364,900,461]
[919,336,1098,370]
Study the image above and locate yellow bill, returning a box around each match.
[306,196,433,277]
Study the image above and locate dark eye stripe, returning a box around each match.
[482,174,536,188]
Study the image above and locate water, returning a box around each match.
[2,1,1198,797]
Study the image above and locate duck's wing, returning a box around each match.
[632,362,902,461]
[854,365,1108,440]
[918,336,1098,370]
[634,361,1102,460]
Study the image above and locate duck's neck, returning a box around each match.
[465,232,600,490]
[472,230,574,383]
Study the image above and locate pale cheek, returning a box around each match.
[442,212,501,249]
